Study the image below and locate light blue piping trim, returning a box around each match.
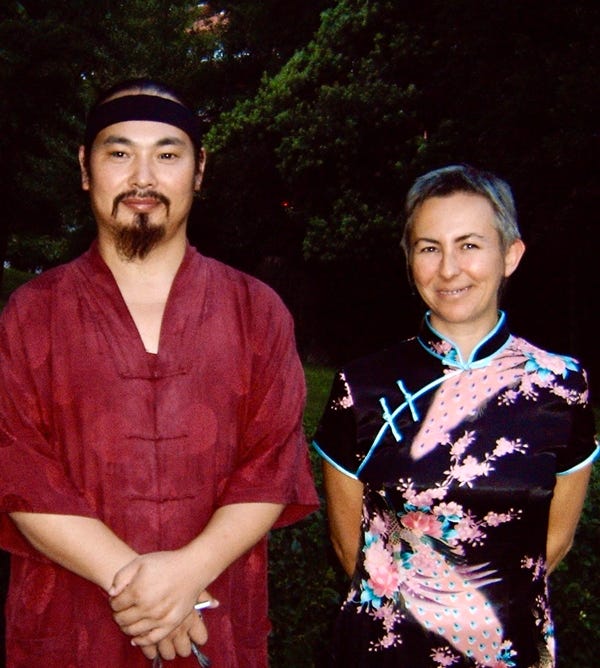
[468,310,507,364]
[398,379,420,422]
[356,368,464,477]
[312,439,359,480]
[379,397,403,441]
[419,311,513,370]
[557,444,600,476]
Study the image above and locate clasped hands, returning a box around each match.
[108,550,218,661]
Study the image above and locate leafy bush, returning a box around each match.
[268,365,343,666]
[0,267,33,309]
[551,451,600,668]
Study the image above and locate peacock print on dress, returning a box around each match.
[314,312,598,667]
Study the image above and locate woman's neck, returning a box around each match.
[428,312,500,361]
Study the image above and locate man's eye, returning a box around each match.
[159,153,177,160]
[109,151,127,158]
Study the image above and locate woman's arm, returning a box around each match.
[546,464,592,574]
[323,461,364,577]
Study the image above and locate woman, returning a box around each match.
[313,165,598,667]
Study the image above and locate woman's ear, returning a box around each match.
[503,238,526,278]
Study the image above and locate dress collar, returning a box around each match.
[417,311,512,369]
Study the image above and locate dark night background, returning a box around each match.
[0,1,598,666]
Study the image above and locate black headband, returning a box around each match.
[84,94,202,149]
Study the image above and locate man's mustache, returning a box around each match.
[111,190,171,218]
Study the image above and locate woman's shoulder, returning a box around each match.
[509,335,590,393]
[342,336,421,375]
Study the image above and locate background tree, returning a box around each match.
[1,2,598,666]
[0,1,86,281]
[0,0,221,277]
[203,0,599,385]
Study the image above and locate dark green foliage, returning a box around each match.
[0,267,33,309]
[551,458,600,668]
[268,365,341,666]
[0,0,221,278]
[205,0,600,375]
[268,479,342,667]
[1,2,599,664]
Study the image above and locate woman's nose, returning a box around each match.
[439,250,460,278]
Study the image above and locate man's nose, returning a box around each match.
[129,157,156,189]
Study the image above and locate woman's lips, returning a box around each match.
[438,286,471,296]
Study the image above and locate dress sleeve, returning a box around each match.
[0,293,98,558]
[312,370,362,478]
[555,366,599,475]
[216,294,318,528]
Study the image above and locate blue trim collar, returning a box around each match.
[417,311,512,369]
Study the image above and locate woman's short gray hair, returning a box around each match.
[401,164,521,257]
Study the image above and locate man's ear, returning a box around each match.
[194,148,207,192]
[504,238,526,278]
[78,146,90,191]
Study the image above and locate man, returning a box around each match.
[0,79,318,667]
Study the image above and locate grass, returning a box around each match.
[0,267,33,308]
[303,364,335,437]
[268,364,339,668]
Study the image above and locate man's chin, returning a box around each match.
[114,224,166,261]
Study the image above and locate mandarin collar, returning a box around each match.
[417,311,512,369]
[78,241,203,378]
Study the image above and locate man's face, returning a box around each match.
[80,117,204,260]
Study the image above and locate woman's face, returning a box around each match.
[409,192,524,339]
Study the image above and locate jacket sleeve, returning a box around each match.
[215,289,318,528]
[0,291,98,559]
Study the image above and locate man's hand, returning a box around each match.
[133,610,208,660]
[110,502,280,648]
[109,550,215,645]
[155,610,208,660]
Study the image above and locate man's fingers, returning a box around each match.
[130,626,170,647]
[171,631,193,658]
[140,644,159,660]
[108,560,140,598]
[188,614,209,646]
[109,591,137,613]
[112,598,172,630]
[112,606,151,629]
[156,638,177,661]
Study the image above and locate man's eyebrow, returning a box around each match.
[99,135,187,147]
[156,136,187,147]
[101,135,133,146]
